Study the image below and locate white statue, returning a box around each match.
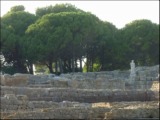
[130,60,135,74]
[130,60,136,80]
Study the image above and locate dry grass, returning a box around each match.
[92,102,111,108]
[1,112,17,120]
[92,101,159,109]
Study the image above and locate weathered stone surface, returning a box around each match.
[0,74,30,86]
[0,75,4,85]
[1,86,159,102]
[28,75,49,84]
[105,108,159,119]
[150,81,159,90]
[0,65,159,119]
[0,74,12,86]
[1,100,158,119]
[50,80,69,87]
[1,65,159,88]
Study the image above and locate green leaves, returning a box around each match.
[36,3,83,17]
[10,5,25,12]
[119,19,159,66]
[1,4,159,74]
[1,7,37,73]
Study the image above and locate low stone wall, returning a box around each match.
[1,86,159,102]
[0,94,91,112]
[0,65,159,119]
[1,76,159,90]
[1,107,111,119]
[50,79,159,90]
[60,64,159,81]
[0,65,159,90]
[50,79,126,89]
[105,108,159,119]
[1,97,159,119]
[0,74,30,86]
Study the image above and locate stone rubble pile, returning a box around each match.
[0,64,159,119]
[1,86,159,102]
[1,94,159,119]
[0,65,159,87]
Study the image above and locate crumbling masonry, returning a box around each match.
[0,65,159,119]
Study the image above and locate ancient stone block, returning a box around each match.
[51,80,68,88]
[1,74,30,86]
[150,81,159,90]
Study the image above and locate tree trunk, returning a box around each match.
[91,59,93,72]
[80,58,82,72]
[48,61,53,73]
[86,57,89,72]
[72,58,75,72]
[16,60,27,73]
[55,60,58,74]
[100,48,105,71]
[63,60,67,73]
[75,59,78,72]
[26,61,33,74]
[68,59,72,72]
[59,59,63,73]
[29,63,33,74]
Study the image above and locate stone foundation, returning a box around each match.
[1,86,159,102]
[0,65,159,119]
[1,99,159,119]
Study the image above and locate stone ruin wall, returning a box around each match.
[0,65,159,119]
[1,87,159,102]
[0,65,159,89]
[1,94,159,119]
[1,93,159,119]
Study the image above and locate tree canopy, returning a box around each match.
[1,5,37,74]
[119,19,159,67]
[36,3,84,17]
[26,11,101,73]
[10,5,25,12]
[1,4,159,74]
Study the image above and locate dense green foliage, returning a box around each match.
[1,4,159,74]
[118,19,159,67]
[10,5,25,12]
[1,6,38,73]
[36,3,84,17]
[26,12,101,73]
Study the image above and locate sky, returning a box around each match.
[1,1,159,29]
